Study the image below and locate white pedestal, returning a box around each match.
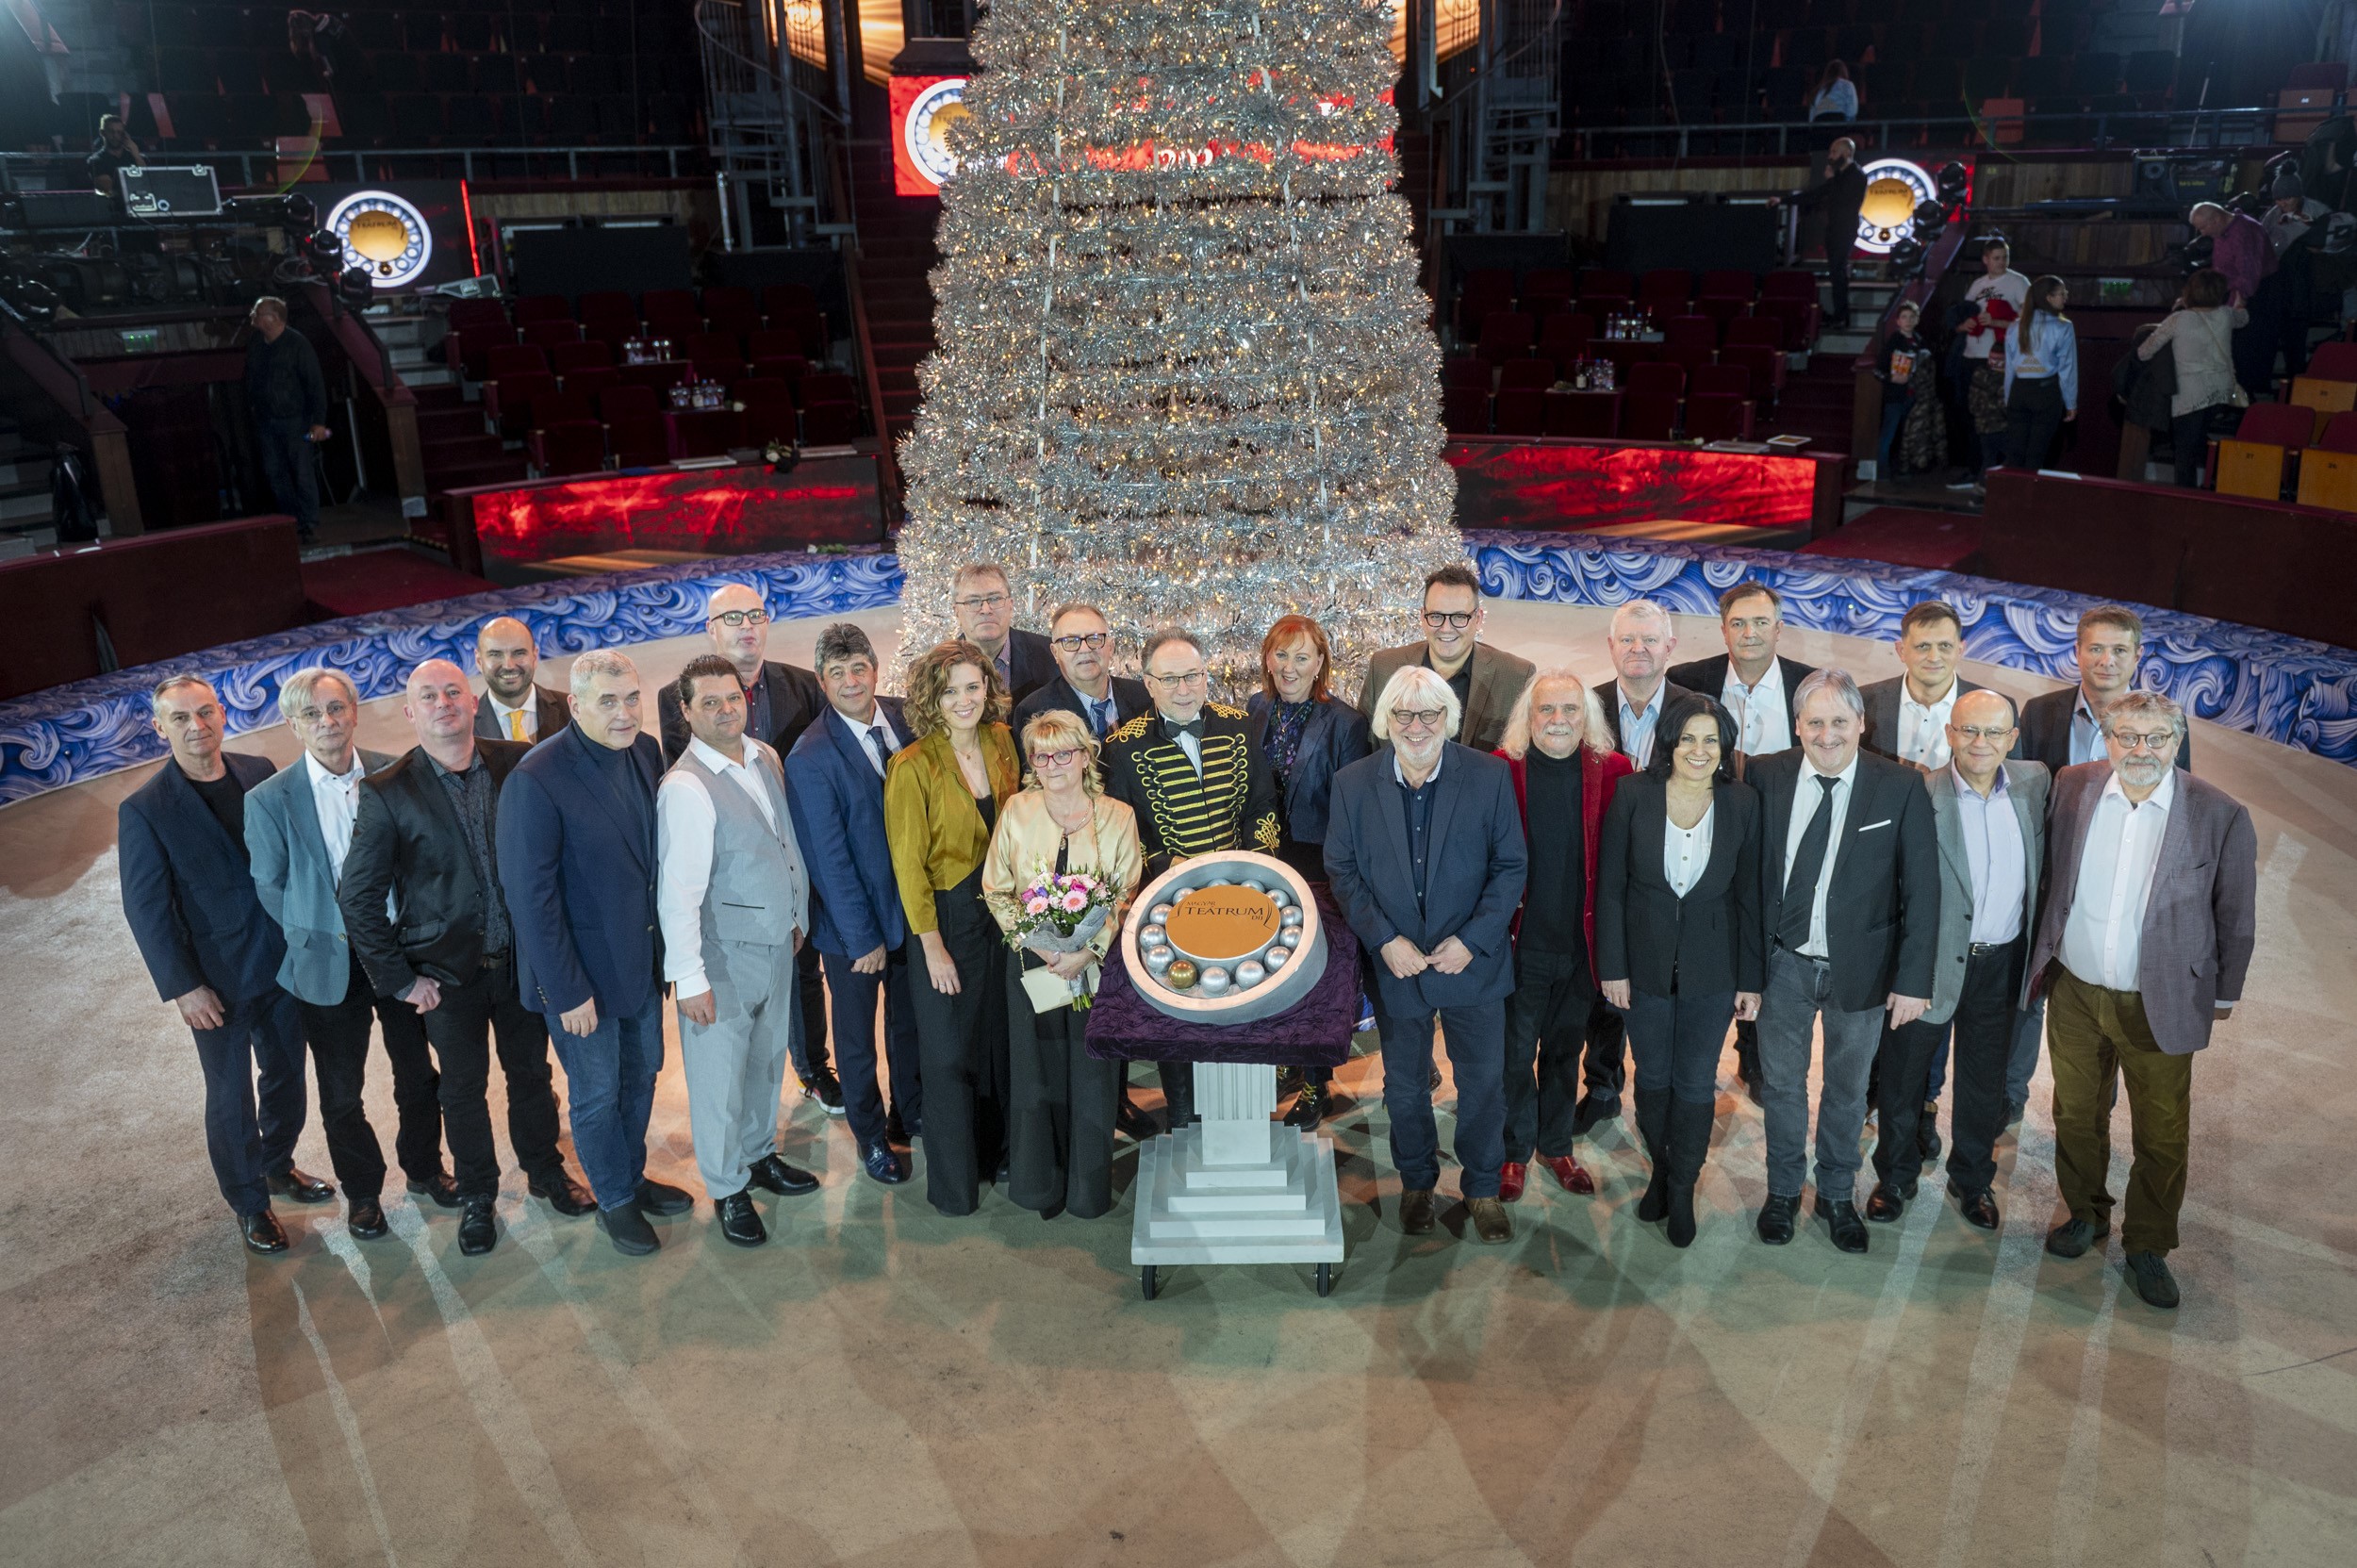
[1129,1061,1344,1269]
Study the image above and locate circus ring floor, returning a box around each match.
[2,599,2352,1568]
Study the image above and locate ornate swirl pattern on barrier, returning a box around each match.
[8,529,2356,805]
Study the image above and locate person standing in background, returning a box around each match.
[2003,275,2079,472]
[243,296,329,542]
[1947,239,2029,494]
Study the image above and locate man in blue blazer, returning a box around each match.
[785,623,921,1183]
[246,668,447,1240]
[1325,665,1530,1246]
[118,675,321,1255]
[499,649,691,1255]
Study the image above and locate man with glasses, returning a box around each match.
[471,617,568,745]
[1103,626,1281,1129]
[1358,562,1535,753]
[1011,601,1149,741]
[1326,666,1529,1245]
[1864,689,2045,1234]
[949,560,1057,705]
[2028,692,2252,1310]
[656,582,838,1110]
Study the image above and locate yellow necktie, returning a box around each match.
[507,708,527,741]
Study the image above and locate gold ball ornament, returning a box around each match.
[1165,959,1200,991]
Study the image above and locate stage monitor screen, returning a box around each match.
[120,165,223,219]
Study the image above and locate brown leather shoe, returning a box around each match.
[1498,1161,1527,1203]
[1468,1197,1512,1244]
[1399,1188,1438,1234]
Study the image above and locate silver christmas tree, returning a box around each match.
[894,0,1462,699]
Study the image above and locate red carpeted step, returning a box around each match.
[1798,507,1984,572]
[303,547,498,619]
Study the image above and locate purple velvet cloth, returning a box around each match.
[1085,884,1360,1066]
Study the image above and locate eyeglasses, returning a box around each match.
[1028,747,1087,768]
[1051,631,1109,651]
[710,609,769,628]
[2111,731,2178,752]
[1950,725,2015,743]
[1390,707,1447,730]
[951,592,1011,611]
[1146,668,1206,688]
[1422,610,1475,630]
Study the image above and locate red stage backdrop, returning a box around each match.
[452,458,883,574]
[1444,438,1827,533]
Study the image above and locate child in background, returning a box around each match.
[1875,302,1928,483]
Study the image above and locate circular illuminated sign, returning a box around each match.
[1855,157,1940,256]
[903,76,969,190]
[324,190,433,288]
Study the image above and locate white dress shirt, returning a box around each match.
[305,751,368,880]
[1617,683,1670,767]
[1170,718,1204,776]
[834,702,904,778]
[1664,801,1715,898]
[486,692,539,742]
[1782,753,1857,958]
[1951,764,2028,945]
[1722,661,1791,757]
[2060,767,2176,991]
[1895,680,1961,770]
[657,735,785,996]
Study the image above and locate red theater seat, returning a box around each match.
[1493,387,1547,436]
[560,365,619,403]
[1662,315,1719,372]
[1476,310,1536,362]
[669,407,743,460]
[1624,361,1685,439]
[520,320,583,353]
[599,384,669,467]
[1638,270,1694,316]
[1539,312,1596,365]
[549,339,612,375]
[685,330,749,384]
[798,373,860,443]
[486,371,558,437]
[774,307,830,360]
[1497,357,1556,391]
[514,294,573,325]
[2304,340,2357,383]
[641,289,703,337]
[1443,385,1492,432]
[486,344,548,381]
[733,378,799,446]
[1577,269,1634,306]
[579,290,638,331]
[761,283,818,321]
[529,420,606,477]
[617,359,692,394]
[701,287,761,336]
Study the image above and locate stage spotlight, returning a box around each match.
[1936,161,1969,201]
[338,265,373,307]
[281,194,316,230]
[1913,200,1947,232]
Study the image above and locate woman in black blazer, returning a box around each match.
[1245,613,1372,1128]
[1596,692,1764,1246]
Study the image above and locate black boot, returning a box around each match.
[1665,1097,1715,1249]
[1632,1085,1673,1222]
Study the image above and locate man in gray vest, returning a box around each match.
[655,654,820,1247]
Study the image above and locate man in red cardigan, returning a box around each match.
[1494,669,1634,1202]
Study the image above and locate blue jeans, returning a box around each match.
[1876,391,1913,477]
[546,994,664,1210]
[1624,986,1734,1104]
[1377,999,1507,1198]
[1755,949,1884,1202]
[255,416,320,533]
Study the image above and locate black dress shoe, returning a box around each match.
[861,1141,909,1184]
[1755,1193,1800,1246]
[885,1107,913,1146]
[457,1197,497,1255]
[716,1188,767,1246]
[1917,1104,1942,1162]
[747,1155,818,1197]
[636,1179,697,1215]
[1115,1095,1160,1141]
[807,1067,846,1115]
[1949,1182,2001,1230]
[2045,1214,2110,1258]
[1282,1081,1327,1129]
[1817,1197,1870,1254]
[269,1166,336,1204]
[1865,1181,1906,1223]
[405,1171,461,1210]
[348,1198,389,1240]
[241,1210,288,1254]
[1570,1094,1619,1138]
[2124,1250,2181,1309]
[529,1170,597,1217]
[598,1203,660,1255]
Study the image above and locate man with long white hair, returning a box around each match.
[1326,665,1529,1245]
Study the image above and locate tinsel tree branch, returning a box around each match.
[893,0,1462,701]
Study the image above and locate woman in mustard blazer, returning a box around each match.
[885,638,1022,1216]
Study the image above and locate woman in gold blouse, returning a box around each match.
[885,638,1022,1217]
[983,708,1144,1220]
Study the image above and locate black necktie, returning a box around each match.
[1779,774,1842,951]
[865,725,889,775]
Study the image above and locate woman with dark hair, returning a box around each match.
[1244,613,1372,1127]
[884,638,1021,1215]
[2137,266,2248,487]
[2003,274,2079,472]
[1594,692,1762,1246]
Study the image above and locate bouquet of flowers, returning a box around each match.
[1003,867,1120,1012]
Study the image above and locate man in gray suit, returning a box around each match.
[2029,690,2255,1310]
[246,668,448,1238]
[1357,561,1536,754]
[1865,689,2045,1232]
[656,654,820,1248]
[471,616,568,745]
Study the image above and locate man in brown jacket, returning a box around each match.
[1357,562,1535,755]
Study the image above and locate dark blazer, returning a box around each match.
[339,737,531,999]
[1596,679,1696,758]
[1324,743,1529,1012]
[784,697,912,960]
[1100,701,1280,871]
[1751,747,1942,1012]
[1499,744,1635,960]
[1012,672,1150,738]
[1357,641,1536,754]
[473,685,569,744]
[657,658,827,765]
[2016,685,2193,774]
[1858,674,1985,762]
[118,751,287,1008]
[1004,626,1059,705]
[245,746,397,1005]
[1244,693,1373,851]
[1595,773,1764,999]
[498,724,666,1018]
[1665,653,1818,710]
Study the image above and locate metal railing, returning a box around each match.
[695,0,849,245]
[1558,104,2295,161]
[0,144,702,191]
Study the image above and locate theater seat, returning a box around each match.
[669,407,743,460]
[485,371,558,438]
[2295,410,2357,509]
[1475,310,1536,363]
[798,373,860,443]
[1492,387,1546,436]
[599,384,669,467]
[1442,385,1492,432]
[702,287,761,336]
[733,378,799,446]
[486,344,548,382]
[2214,402,2319,501]
[529,421,606,478]
[1624,361,1686,439]
[550,339,612,375]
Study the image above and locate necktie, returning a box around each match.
[507,708,527,742]
[1778,774,1842,951]
[1089,698,1111,739]
[1168,717,1206,740]
[866,725,890,775]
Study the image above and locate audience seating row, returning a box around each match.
[1455,268,1821,350]
[2216,402,2357,509]
[445,287,831,384]
[1443,358,1759,442]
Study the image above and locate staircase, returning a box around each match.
[0,421,59,558]
[694,0,849,246]
[848,144,943,458]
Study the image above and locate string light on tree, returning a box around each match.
[894,0,1462,699]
